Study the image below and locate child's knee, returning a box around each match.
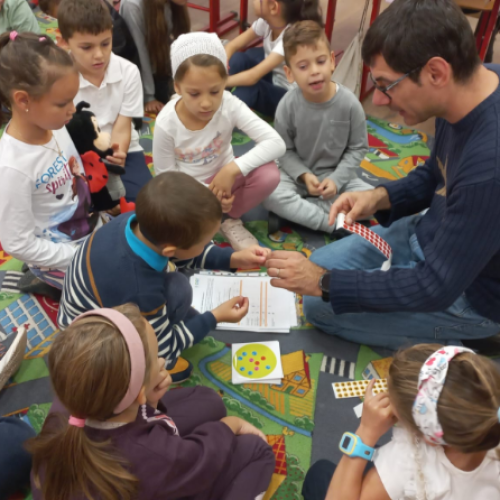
[229,51,251,75]
[191,386,227,420]
[254,162,280,194]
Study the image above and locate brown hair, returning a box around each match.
[58,0,113,41]
[174,54,227,82]
[389,344,500,453]
[278,0,323,27]
[144,0,191,76]
[27,303,153,500]
[0,32,75,124]
[283,20,330,65]
[135,172,222,248]
[38,0,61,18]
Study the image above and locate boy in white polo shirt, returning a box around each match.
[58,0,152,210]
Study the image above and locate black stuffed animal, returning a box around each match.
[66,101,126,211]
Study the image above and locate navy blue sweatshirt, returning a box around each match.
[330,65,500,323]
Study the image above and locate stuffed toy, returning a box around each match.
[66,101,126,211]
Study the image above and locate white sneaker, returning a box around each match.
[220,218,259,251]
[0,326,28,392]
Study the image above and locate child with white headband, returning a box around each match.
[153,32,286,251]
[28,304,275,500]
[302,344,500,500]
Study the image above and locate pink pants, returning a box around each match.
[206,161,280,219]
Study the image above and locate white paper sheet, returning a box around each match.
[190,274,297,333]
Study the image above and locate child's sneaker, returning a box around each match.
[18,271,62,302]
[0,326,28,392]
[220,218,258,251]
[167,357,193,384]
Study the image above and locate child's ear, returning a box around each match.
[58,37,70,51]
[11,90,30,113]
[173,81,181,95]
[269,0,280,16]
[160,244,177,258]
[284,65,295,84]
[330,50,336,73]
[136,386,147,405]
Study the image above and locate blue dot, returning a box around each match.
[248,371,253,375]
[266,365,271,370]
[238,356,243,360]
[242,352,247,356]
[240,367,245,371]
[252,351,257,355]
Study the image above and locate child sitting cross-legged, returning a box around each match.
[58,172,271,382]
[153,32,285,251]
[30,304,276,500]
[263,21,372,234]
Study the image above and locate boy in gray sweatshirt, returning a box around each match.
[263,21,372,233]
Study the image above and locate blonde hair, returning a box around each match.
[28,303,153,500]
[389,343,500,453]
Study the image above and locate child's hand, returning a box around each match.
[357,379,397,445]
[221,195,235,213]
[145,100,164,114]
[230,245,272,269]
[106,143,127,168]
[300,173,322,197]
[319,178,338,200]
[146,357,172,408]
[209,162,241,200]
[212,296,249,323]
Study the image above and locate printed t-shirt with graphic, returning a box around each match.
[152,91,286,181]
[0,126,100,271]
[251,18,291,91]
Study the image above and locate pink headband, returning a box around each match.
[68,308,146,427]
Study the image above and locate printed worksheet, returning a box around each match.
[190,273,297,332]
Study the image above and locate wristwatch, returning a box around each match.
[339,432,375,461]
[318,271,331,302]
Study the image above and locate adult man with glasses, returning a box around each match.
[265,0,500,349]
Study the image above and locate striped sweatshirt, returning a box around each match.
[58,212,234,363]
[330,64,500,322]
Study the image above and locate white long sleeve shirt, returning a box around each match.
[153,91,285,181]
[0,127,100,271]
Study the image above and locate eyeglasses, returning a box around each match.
[369,67,421,100]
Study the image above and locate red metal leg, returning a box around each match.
[187,0,239,36]
[475,11,490,52]
[359,0,382,100]
[325,0,338,42]
[209,0,220,33]
[239,0,249,32]
[479,0,500,60]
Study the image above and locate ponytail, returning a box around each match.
[28,414,138,500]
[26,304,152,500]
[279,0,323,26]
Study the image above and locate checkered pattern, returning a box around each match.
[0,295,56,351]
[341,220,392,261]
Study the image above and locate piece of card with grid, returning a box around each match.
[336,214,392,271]
[332,379,388,399]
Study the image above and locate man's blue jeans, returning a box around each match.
[303,215,500,350]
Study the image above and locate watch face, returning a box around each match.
[320,272,331,292]
[341,435,353,451]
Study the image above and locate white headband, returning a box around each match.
[171,32,227,78]
[412,346,474,445]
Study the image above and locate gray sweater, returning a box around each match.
[274,83,368,190]
[120,0,173,103]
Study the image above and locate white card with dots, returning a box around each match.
[231,341,284,385]
[332,379,388,399]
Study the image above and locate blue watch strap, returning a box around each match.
[339,432,375,461]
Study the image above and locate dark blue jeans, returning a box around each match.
[229,47,287,118]
[0,417,35,500]
[122,151,153,202]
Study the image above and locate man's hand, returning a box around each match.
[329,187,391,226]
[356,380,397,447]
[146,358,172,408]
[231,245,272,269]
[145,99,164,114]
[106,143,126,167]
[300,173,322,197]
[319,178,338,200]
[209,162,241,200]
[266,251,324,296]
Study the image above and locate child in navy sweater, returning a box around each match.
[58,172,271,381]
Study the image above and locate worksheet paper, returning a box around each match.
[190,273,297,333]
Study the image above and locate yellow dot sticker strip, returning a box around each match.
[332,379,388,399]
